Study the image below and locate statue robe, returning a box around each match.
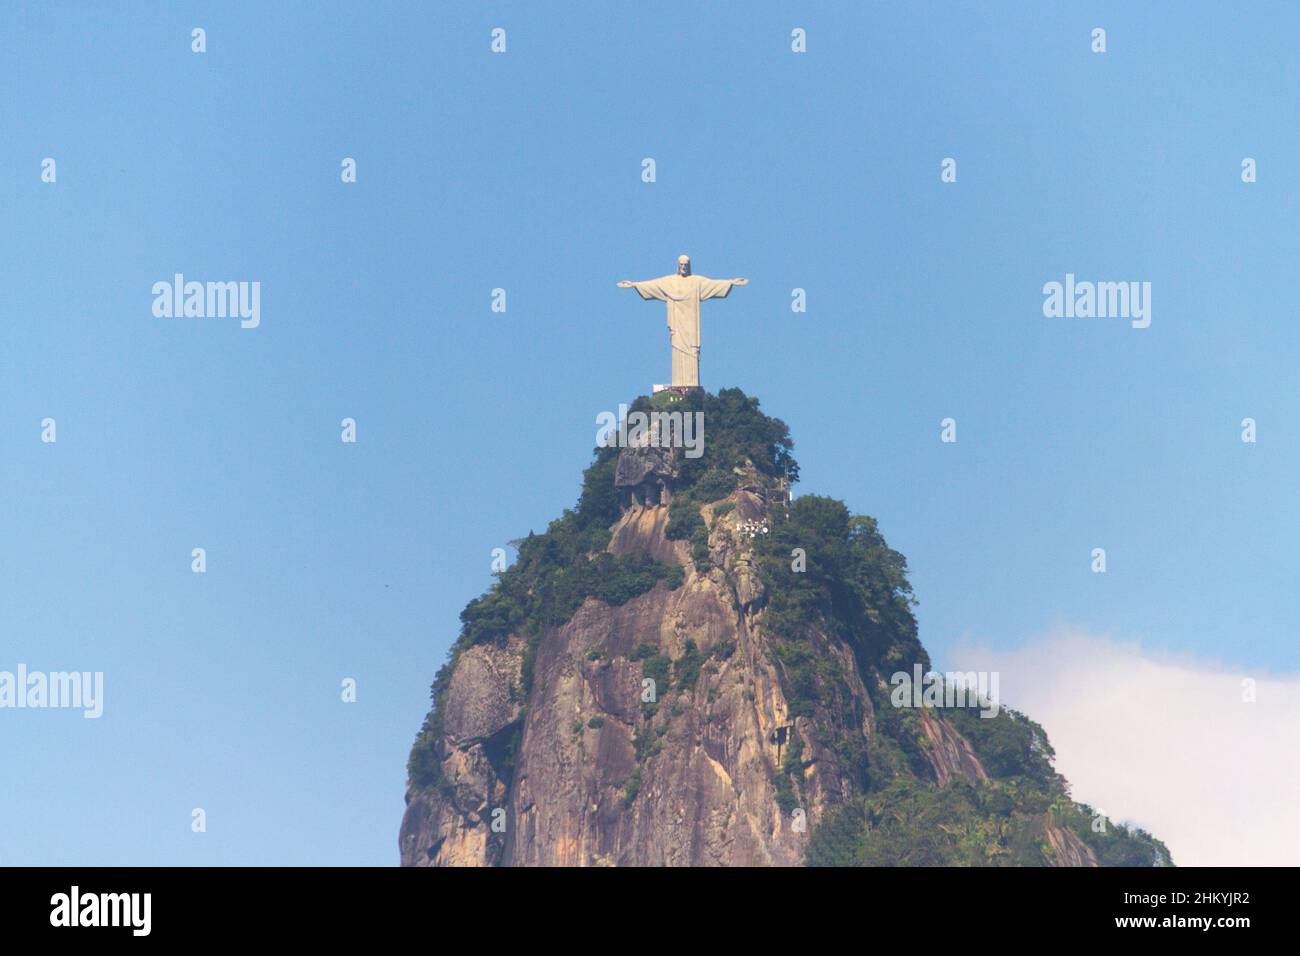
[629,274,737,387]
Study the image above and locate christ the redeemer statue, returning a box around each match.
[618,255,747,388]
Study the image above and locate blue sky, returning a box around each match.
[2,2,1296,865]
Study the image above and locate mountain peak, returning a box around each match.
[401,388,1170,867]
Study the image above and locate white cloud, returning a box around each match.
[948,627,1300,866]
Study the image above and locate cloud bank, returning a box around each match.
[949,628,1300,866]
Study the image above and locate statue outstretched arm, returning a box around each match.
[618,277,672,301]
[697,276,747,300]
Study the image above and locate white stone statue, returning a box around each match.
[618,255,747,388]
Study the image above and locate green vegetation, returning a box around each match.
[773,726,805,814]
[665,494,711,570]
[744,493,929,800]
[948,704,1057,785]
[674,639,704,690]
[460,550,682,652]
[633,729,663,761]
[630,642,671,689]
[808,778,1028,866]
[804,679,1170,866]
[407,728,444,790]
[640,386,798,493]
[774,773,798,815]
[754,495,925,675]
[622,768,642,807]
[806,776,1171,867]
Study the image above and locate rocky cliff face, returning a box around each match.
[401,389,1170,867]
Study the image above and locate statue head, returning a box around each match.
[677,254,691,277]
